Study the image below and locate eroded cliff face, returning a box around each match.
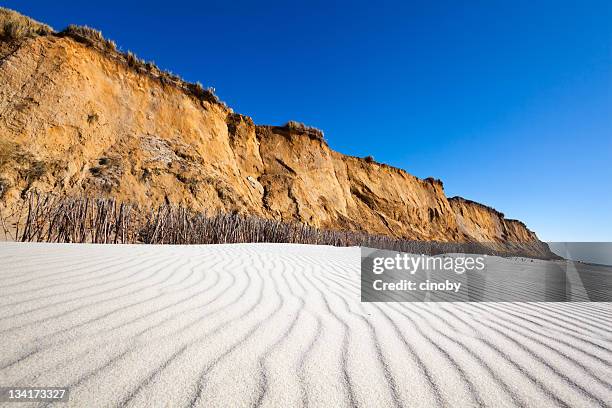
[0,30,548,254]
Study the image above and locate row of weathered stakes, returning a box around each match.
[1,192,530,257]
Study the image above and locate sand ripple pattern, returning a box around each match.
[0,242,610,408]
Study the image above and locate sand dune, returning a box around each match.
[0,242,610,407]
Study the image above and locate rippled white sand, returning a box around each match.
[0,243,610,407]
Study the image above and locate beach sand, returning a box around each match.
[0,242,610,407]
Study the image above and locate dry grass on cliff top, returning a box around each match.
[284,121,324,139]
[1,8,326,144]
[0,7,53,40]
[0,8,222,107]
[57,24,222,106]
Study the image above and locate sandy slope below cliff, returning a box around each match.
[1,243,611,407]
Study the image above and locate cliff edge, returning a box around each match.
[0,9,551,256]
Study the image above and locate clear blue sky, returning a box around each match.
[7,1,612,241]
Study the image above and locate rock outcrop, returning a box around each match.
[0,9,550,256]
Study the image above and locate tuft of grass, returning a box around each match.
[190,81,205,97]
[63,24,104,42]
[126,50,140,67]
[61,24,116,51]
[0,7,53,40]
[363,155,375,163]
[144,61,157,72]
[187,82,220,104]
[424,177,443,187]
[284,121,324,139]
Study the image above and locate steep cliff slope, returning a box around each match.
[0,9,548,254]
